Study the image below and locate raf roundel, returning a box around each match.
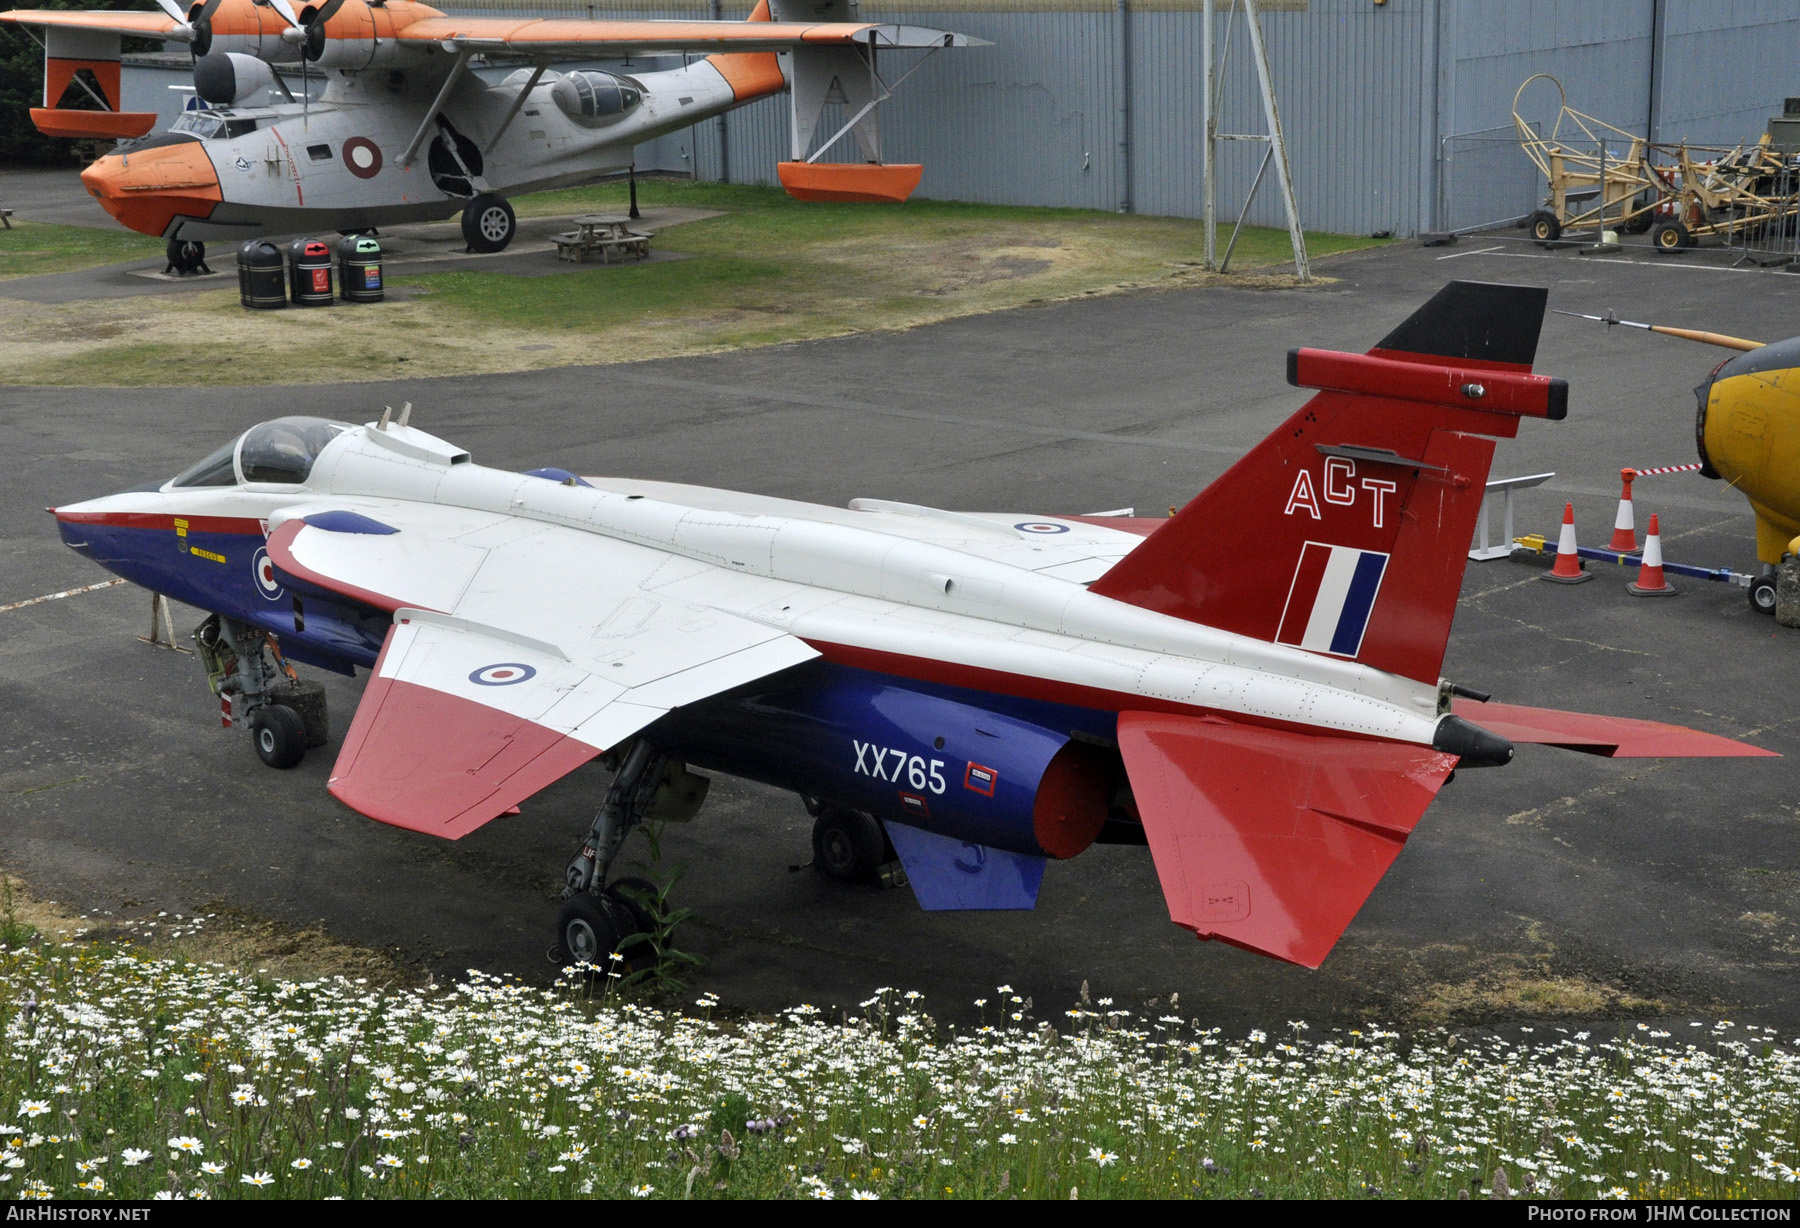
[1013,521,1070,535]
[343,137,383,180]
[469,663,537,687]
[251,546,283,601]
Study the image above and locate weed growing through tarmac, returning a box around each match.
[0,928,1794,1200]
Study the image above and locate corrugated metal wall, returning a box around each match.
[124,0,1800,235]
[1656,0,1800,147]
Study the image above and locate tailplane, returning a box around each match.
[1090,281,1566,685]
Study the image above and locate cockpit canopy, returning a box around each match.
[170,110,263,141]
[169,416,353,489]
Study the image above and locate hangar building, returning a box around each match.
[120,0,1800,237]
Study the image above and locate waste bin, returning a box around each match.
[237,240,284,310]
[286,238,333,307]
[337,234,383,303]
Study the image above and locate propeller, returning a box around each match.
[179,0,224,57]
[279,0,348,61]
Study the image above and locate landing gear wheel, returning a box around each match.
[1749,573,1778,615]
[249,704,307,769]
[812,807,887,883]
[1527,210,1561,244]
[1651,219,1691,252]
[557,893,632,971]
[461,194,516,254]
[606,876,659,936]
[165,238,209,274]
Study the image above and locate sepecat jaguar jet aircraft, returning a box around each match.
[49,282,1775,969]
[2,0,981,259]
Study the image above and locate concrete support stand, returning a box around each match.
[1777,557,1800,628]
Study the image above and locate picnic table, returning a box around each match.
[554,214,653,263]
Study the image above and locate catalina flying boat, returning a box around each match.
[48,282,1776,969]
[1,0,981,260]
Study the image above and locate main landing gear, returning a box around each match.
[556,742,709,971]
[193,614,328,768]
[461,194,517,254]
[803,798,905,887]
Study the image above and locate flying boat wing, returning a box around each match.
[393,17,984,56]
[264,504,817,839]
[0,10,188,38]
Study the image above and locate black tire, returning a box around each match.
[606,876,659,937]
[249,704,307,769]
[812,807,887,883]
[1622,197,1656,234]
[1749,574,1778,616]
[461,194,515,253]
[166,238,206,274]
[1527,210,1561,244]
[1651,220,1691,253]
[269,679,329,748]
[557,893,630,969]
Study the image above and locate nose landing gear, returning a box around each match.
[1749,564,1778,616]
[193,613,328,767]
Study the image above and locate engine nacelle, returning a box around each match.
[652,663,1114,859]
[193,52,277,106]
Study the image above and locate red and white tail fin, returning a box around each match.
[1090,281,1567,685]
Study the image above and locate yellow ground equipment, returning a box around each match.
[1561,309,1800,614]
[1514,75,1800,252]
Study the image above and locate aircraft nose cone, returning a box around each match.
[80,142,223,239]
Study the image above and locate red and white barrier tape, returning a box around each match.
[1631,462,1704,477]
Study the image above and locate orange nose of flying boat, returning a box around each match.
[80,142,222,238]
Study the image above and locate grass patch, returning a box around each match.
[0,925,1794,1199]
[0,220,162,280]
[0,179,1381,387]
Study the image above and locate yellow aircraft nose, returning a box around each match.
[80,141,222,239]
[1699,339,1800,563]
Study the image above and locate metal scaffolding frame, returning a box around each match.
[1202,0,1308,281]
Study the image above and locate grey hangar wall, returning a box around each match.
[123,0,1800,237]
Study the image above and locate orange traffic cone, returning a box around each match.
[1627,513,1677,596]
[1542,502,1593,584]
[1608,468,1639,552]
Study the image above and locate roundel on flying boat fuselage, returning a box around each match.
[343,137,382,179]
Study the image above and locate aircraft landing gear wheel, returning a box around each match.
[1527,210,1561,244]
[1651,219,1691,253]
[557,892,633,971]
[249,704,307,769]
[812,807,887,883]
[461,194,516,254]
[1749,573,1778,615]
[606,876,659,936]
[165,238,209,274]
